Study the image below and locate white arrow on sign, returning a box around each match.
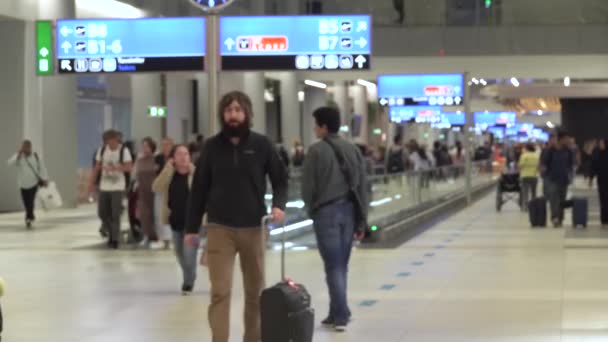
[60,26,73,37]
[62,41,72,54]
[355,55,367,68]
[355,37,367,48]
[60,60,72,71]
[454,96,462,105]
[40,47,49,57]
[224,38,235,51]
[379,98,388,106]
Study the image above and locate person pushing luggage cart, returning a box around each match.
[184,91,288,342]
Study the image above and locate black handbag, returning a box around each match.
[323,138,369,234]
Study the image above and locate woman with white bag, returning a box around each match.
[7,140,49,229]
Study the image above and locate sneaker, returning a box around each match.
[321,317,335,327]
[26,220,32,229]
[99,227,108,238]
[334,323,347,332]
[181,284,193,296]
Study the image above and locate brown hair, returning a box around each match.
[141,137,157,154]
[218,91,253,127]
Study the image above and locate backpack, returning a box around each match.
[99,145,131,189]
[387,148,405,173]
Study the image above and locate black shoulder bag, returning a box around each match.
[323,138,369,234]
[24,153,46,187]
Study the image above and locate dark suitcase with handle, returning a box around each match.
[261,216,314,342]
[571,197,588,228]
[528,197,547,227]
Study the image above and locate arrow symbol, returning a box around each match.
[355,37,367,48]
[379,98,388,106]
[224,38,235,51]
[61,60,72,71]
[62,41,72,54]
[39,47,49,57]
[454,96,462,105]
[355,55,367,68]
[60,26,73,37]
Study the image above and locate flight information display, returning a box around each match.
[378,74,464,107]
[474,112,517,126]
[55,18,206,74]
[219,15,371,71]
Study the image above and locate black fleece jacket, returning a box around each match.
[185,131,288,232]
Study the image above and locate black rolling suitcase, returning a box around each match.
[261,216,314,342]
[571,197,588,228]
[528,197,547,227]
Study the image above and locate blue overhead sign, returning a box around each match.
[378,74,464,107]
[219,15,371,70]
[474,112,517,126]
[55,17,206,73]
[390,106,467,126]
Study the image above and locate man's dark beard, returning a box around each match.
[222,120,250,138]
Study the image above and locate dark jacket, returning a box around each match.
[592,146,608,182]
[185,131,288,232]
[301,134,369,219]
[542,146,574,186]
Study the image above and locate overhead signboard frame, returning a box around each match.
[54,17,206,74]
[377,74,464,108]
[219,15,372,71]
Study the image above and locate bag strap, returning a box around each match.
[24,154,42,182]
[323,138,355,191]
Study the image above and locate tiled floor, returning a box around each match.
[2,186,608,341]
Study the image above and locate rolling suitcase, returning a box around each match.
[261,216,314,342]
[528,197,547,227]
[571,197,588,228]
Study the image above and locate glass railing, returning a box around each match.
[265,160,496,243]
[326,0,608,27]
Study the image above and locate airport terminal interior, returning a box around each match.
[1,0,608,341]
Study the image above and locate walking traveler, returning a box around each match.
[184,91,288,342]
[136,137,158,248]
[519,143,540,211]
[301,106,369,332]
[7,140,49,228]
[592,139,608,228]
[89,130,133,249]
[541,132,575,228]
[153,144,199,293]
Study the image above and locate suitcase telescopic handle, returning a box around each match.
[262,215,286,281]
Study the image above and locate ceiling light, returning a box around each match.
[537,110,543,116]
[472,78,479,85]
[298,91,305,102]
[357,79,376,89]
[480,79,487,86]
[510,77,520,87]
[564,77,571,87]
[304,80,327,89]
[76,0,145,18]
[546,121,555,128]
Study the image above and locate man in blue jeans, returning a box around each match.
[302,107,368,332]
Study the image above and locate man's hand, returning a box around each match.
[271,207,285,223]
[354,231,365,241]
[184,234,200,248]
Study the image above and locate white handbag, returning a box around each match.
[37,181,63,210]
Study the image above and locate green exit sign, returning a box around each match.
[36,21,53,76]
[148,106,168,118]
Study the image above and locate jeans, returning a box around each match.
[521,177,538,211]
[20,185,38,221]
[313,200,355,324]
[206,225,266,342]
[171,231,198,287]
[98,191,124,243]
[545,179,568,223]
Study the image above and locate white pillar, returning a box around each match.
[333,81,349,126]
[131,74,163,142]
[302,87,327,147]
[350,85,369,144]
[244,72,266,135]
[278,72,300,147]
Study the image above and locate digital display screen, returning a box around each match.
[389,106,441,124]
[56,18,206,73]
[474,112,517,126]
[220,15,371,70]
[377,74,464,107]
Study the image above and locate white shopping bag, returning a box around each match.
[37,181,63,210]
